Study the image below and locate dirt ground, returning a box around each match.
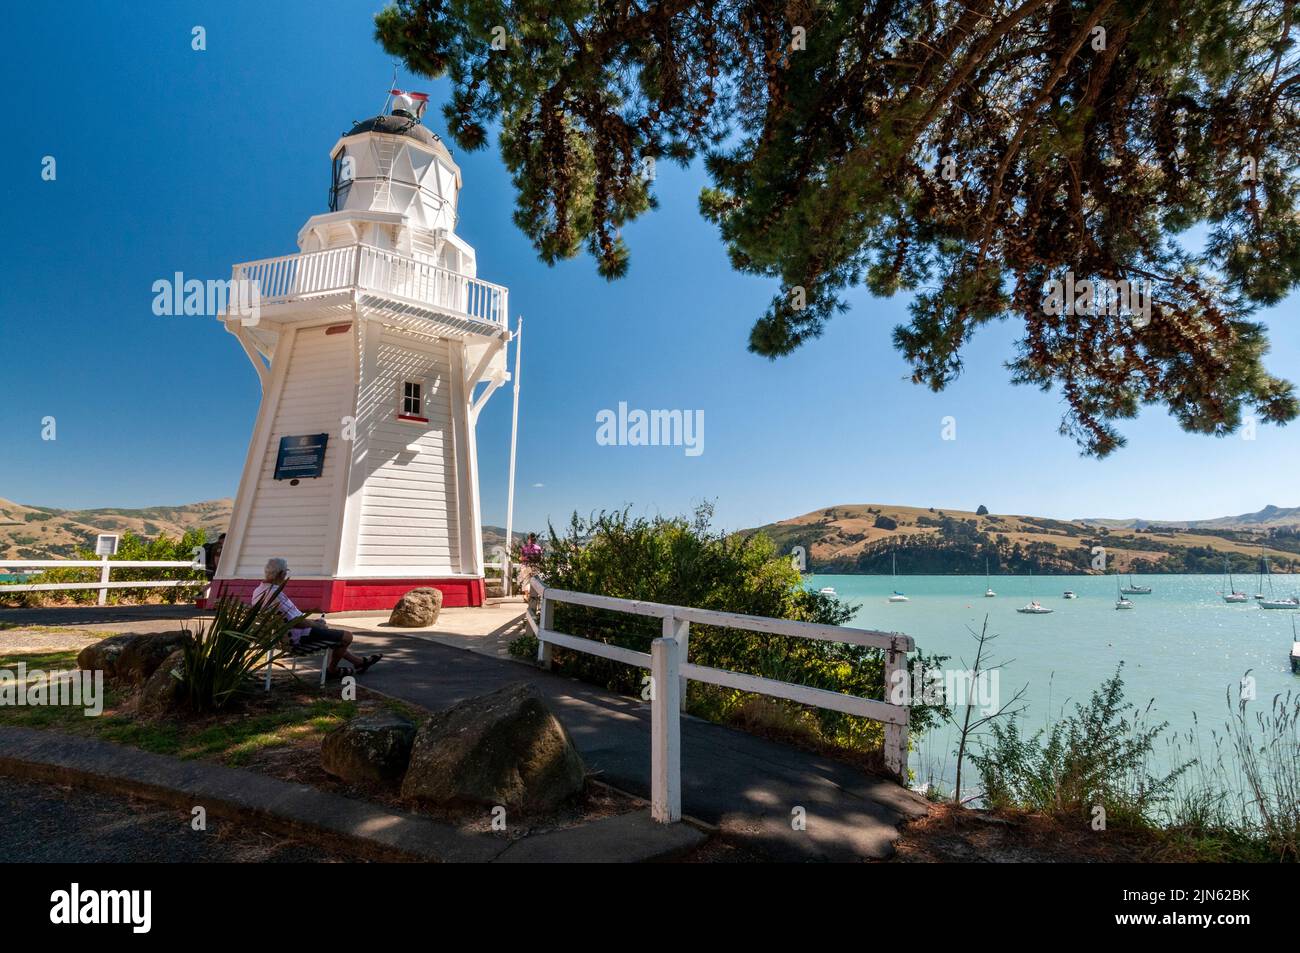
[890,802,1156,862]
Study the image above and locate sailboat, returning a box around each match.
[1120,573,1152,595]
[1220,558,1249,603]
[1255,558,1268,600]
[1257,559,1298,607]
[1017,567,1053,613]
[984,557,996,598]
[888,552,909,602]
[1290,618,1300,674]
[1115,576,1135,610]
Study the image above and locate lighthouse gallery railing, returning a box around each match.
[231,244,508,327]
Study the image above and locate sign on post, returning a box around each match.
[94,534,118,606]
[274,433,329,480]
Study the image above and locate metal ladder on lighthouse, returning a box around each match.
[373,135,397,212]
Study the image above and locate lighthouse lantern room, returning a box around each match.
[215,93,511,611]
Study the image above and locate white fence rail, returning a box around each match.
[232,243,509,327]
[524,577,913,823]
[0,559,204,606]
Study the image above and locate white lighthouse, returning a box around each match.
[214,96,511,611]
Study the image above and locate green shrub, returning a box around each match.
[0,529,208,607]
[518,504,945,755]
[178,587,295,712]
[972,665,1189,826]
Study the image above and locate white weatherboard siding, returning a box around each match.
[234,325,354,577]
[350,326,460,573]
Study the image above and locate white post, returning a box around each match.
[502,316,523,596]
[663,615,689,712]
[883,640,909,779]
[97,557,110,607]
[650,636,682,823]
[536,591,553,670]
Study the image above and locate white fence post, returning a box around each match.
[883,639,908,779]
[650,636,682,823]
[537,593,553,670]
[97,557,110,607]
[663,615,689,712]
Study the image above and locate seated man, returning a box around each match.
[252,558,381,679]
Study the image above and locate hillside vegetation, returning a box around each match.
[744,504,1300,575]
[0,498,232,560]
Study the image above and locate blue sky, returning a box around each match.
[1,0,1297,535]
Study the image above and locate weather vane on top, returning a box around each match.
[388,87,429,120]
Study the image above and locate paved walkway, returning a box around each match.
[0,603,929,860]
[0,727,704,863]
[339,628,928,861]
[0,604,209,656]
[336,604,528,660]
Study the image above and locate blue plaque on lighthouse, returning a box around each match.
[274,433,328,480]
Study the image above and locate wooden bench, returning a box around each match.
[260,639,332,690]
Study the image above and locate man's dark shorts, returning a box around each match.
[294,626,348,652]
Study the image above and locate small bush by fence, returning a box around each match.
[0,529,210,607]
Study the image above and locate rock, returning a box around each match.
[78,631,192,684]
[76,634,134,680]
[321,713,417,785]
[138,649,186,713]
[400,682,586,814]
[116,631,193,684]
[388,587,443,627]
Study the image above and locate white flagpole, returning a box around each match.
[503,316,522,596]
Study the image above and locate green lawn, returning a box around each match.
[0,649,413,766]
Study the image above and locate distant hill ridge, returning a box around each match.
[741,503,1300,574]
[1079,504,1300,531]
[0,498,522,560]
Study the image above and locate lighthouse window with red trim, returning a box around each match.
[398,380,427,422]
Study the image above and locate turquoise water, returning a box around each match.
[807,573,1300,792]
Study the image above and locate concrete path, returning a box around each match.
[0,603,929,860]
[336,604,527,660]
[0,605,208,656]
[0,727,704,863]
[341,629,929,861]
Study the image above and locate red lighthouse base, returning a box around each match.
[200,577,485,612]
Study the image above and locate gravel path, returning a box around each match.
[0,776,350,863]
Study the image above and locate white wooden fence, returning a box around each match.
[524,577,913,823]
[0,559,205,606]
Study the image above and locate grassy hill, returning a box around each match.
[743,504,1300,574]
[0,497,524,562]
[0,498,233,560]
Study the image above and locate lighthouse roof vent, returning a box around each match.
[344,113,454,164]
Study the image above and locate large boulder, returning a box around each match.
[116,631,192,684]
[400,682,586,814]
[138,649,186,713]
[321,713,417,785]
[76,634,134,680]
[78,631,192,684]
[389,587,443,627]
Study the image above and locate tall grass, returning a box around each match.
[968,664,1298,861]
[1163,687,1300,861]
